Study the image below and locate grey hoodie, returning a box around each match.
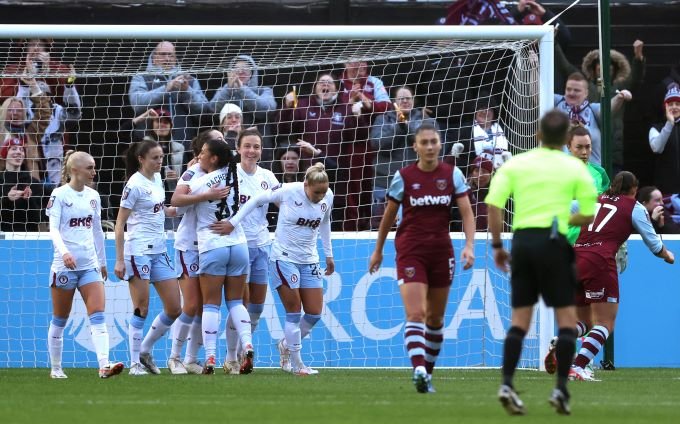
[128,53,209,150]
[210,55,277,125]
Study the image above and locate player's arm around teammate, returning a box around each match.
[114,139,181,376]
[46,151,124,379]
[369,123,475,393]
[166,130,230,374]
[188,137,253,374]
[213,163,334,375]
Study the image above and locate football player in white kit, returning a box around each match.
[213,163,334,375]
[114,139,181,376]
[221,128,279,375]
[188,137,253,374]
[46,151,124,379]
[168,130,230,374]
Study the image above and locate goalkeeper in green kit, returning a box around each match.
[564,125,610,245]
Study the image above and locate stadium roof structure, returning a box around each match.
[0,0,678,7]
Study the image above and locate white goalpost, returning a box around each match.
[0,24,554,370]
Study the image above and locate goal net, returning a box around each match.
[0,25,554,369]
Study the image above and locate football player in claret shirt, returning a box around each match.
[567,171,674,381]
[114,139,180,376]
[213,162,334,376]
[369,122,475,393]
[46,151,124,379]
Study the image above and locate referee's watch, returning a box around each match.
[491,241,503,249]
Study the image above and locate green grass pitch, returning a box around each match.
[2,368,679,424]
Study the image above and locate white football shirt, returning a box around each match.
[174,163,205,252]
[120,172,167,256]
[229,182,333,264]
[189,166,246,254]
[237,163,279,248]
[46,184,106,272]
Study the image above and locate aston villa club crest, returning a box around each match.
[291,274,299,283]
[141,265,150,274]
[121,187,131,201]
[404,267,415,278]
[261,181,269,190]
[90,199,97,209]
[58,275,69,286]
[436,179,447,190]
[190,263,199,272]
[320,203,328,212]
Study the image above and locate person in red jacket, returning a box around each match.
[279,73,367,230]
[339,61,391,230]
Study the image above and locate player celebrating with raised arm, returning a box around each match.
[46,151,124,379]
[568,171,674,381]
[188,137,253,375]
[114,139,181,376]
[213,163,334,376]
[222,128,279,375]
[369,122,476,393]
[486,110,598,415]
[167,130,230,374]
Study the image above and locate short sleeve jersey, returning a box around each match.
[575,194,662,259]
[387,162,468,252]
[174,163,205,252]
[189,166,246,253]
[237,164,279,248]
[268,182,333,264]
[120,172,167,256]
[46,185,103,272]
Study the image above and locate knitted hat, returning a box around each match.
[0,136,24,159]
[664,86,680,104]
[219,103,243,125]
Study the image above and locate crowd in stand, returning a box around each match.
[1,0,680,234]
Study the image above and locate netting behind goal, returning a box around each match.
[0,25,553,369]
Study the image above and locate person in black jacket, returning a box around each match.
[0,136,47,232]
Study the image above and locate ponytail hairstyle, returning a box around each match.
[60,150,91,186]
[606,171,639,197]
[125,137,160,180]
[203,137,240,220]
[305,162,329,186]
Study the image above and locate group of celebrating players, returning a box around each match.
[45,111,674,417]
[46,127,332,378]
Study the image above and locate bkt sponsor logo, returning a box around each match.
[296,217,321,228]
[69,215,93,228]
[409,194,451,207]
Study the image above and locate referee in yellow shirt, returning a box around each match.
[486,110,598,416]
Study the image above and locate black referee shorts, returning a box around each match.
[510,228,577,308]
